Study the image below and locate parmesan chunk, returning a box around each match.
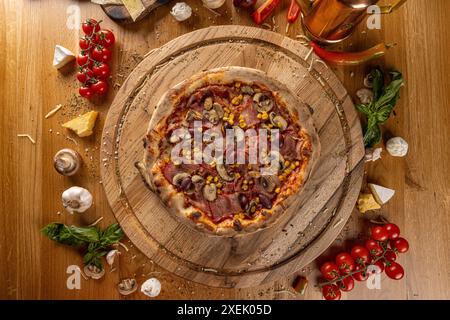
[62,111,99,137]
[357,193,381,213]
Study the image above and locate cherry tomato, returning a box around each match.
[350,245,370,265]
[92,46,112,62]
[233,0,257,10]
[76,52,90,67]
[390,237,409,253]
[92,62,110,80]
[97,29,115,47]
[79,37,91,50]
[352,264,369,281]
[370,226,389,242]
[384,223,400,239]
[322,284,341,300]
[368,260,384,274]
[91,80,108,95]
[337,276,354,292]
[82,18,101,35]
[365,239,383,257]
[79,86,93,98]
[384,250,397,262]
[320,262,340,280]
[335,252,355,274]
[76,68,94,83]
[385,262,404,280]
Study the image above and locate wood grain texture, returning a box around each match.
[0,0,449,299]
[100,26,364,288]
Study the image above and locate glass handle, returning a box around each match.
[380,0,407,14]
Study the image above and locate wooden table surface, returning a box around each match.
[1,0,449,300]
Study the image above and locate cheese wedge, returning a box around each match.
[357,193,381,213]
[53,45,75,69]
[62,111,99,137]
[122,0,145,21]
[368,183,395,205]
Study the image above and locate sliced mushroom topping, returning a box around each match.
[203,184,217,202]
[259,194,272,209]
[212,103,224,118]
[269,112,288,131]
[241,85,254,95]
[172,172,190,187]
[191,175,205,184]
[216,163,234,181]
[84,264,105,280]
[203,109,219,125]
[253,92,274,112]
[185,110,202,122]
[117,278,138,296]
[263,151,285,174]
[260,175,277,193]
[203,97,213,110]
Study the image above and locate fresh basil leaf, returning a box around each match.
[374,78,404,111]
[42,223,88,246]
[355,103,372,116]
[370,68,384,100]
[363,115,382,147]
[100,223,124,246]
[83,250,107,270]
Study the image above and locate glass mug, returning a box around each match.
[299,0,407,44]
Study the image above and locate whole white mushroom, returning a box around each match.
[386,137,409,157]
[141,277,161,297]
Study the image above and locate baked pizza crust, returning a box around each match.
[138,66,320,236]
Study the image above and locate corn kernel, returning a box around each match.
[231,95,243,105]
[295,161,300,166]
[275,187,281,193]
[216,182,223,188]
[217,189,222,194]
[261,112,269,120]
[214,176,219,182]
[284,160,290,167]
[235,82,241,88]
[207,176,213,182]
[255,197,260,203]
[257,113,262,119]
[242,185,248,191]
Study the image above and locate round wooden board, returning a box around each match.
[100,26,365,288]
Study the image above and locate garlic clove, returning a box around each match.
[62,186,93,214]
[53,148,82,176]
[141,278,161,297]
[364,147,382,162]
[106,249,121,266]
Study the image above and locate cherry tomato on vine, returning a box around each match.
[320,262,340,280]
[97,29,115,47]
[76,52,91,67]
[385,262,404,280]
[337,276,354,292]
[79,85,93,98]
[368,260,384,274]
[82,18,101,35]
[384,223,400,240]
[390,237,409,253]
[384,250,397,262]
[353,264,369,281]
[370,226,389,242]
[92,46,112,62]
[79,37,91,50]
[365,239,383,257]
[91,80,109,95]
[76,68,94,83]
[335,252,355,274]
[322,284,341,300]
[351,245,370,265]
[92,62,110,80]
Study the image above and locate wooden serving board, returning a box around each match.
[100,26,365,288]
[100,0,172,24]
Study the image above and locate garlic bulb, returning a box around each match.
[62,186,93,213]
[386,137,408,157]
[141,278,161,297]
[202,0,226,9]
[170,2,192,22]
[53,148,82,176]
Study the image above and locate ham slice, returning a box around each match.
[209,194,242,220]
[241,97,260,127]
[162,162,180,183]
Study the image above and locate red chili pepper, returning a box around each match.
[287,0,301,24]
[252,0,281,25]
[310,41,396,66]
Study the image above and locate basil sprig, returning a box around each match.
[356,68,404,147]
[42,223,124,270]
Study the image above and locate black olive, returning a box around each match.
[180,177,192,191]
[238,193,249,210]
[259,194,272,209]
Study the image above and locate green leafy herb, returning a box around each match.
[356,68,405,147]
[42,222,124,270]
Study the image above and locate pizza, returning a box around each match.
[138,67,320,236]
